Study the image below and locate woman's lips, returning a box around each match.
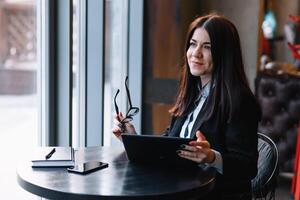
[191,61,204,66]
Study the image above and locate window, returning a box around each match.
[72,0,85,148]
[0,0,144,197]
[0,0,38,198]
[103,0,128,146]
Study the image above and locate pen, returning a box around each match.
[45,148,56,159]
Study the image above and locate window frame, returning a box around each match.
[40,0,144,147]
[39,0,73,146]
[128,0,144,134]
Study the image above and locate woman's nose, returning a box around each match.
[192,46,202,58]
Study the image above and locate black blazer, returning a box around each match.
[163,90,261,199]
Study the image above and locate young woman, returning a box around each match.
[112,14,261,200]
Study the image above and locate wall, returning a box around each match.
[199,0,260,90]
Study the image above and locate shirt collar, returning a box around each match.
[201,81,211,98]
[195,80,214,103]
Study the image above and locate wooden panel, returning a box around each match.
[146,0,181,79]
[144,78,178,104]
[143,0,202,133]
[152,104,173,135]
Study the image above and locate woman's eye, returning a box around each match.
[189,42,196,46]
[204,45,211,49]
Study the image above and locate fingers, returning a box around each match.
[178,134,212,164]
[113,118,121,125]
[196,130,206,141]
[112,113,124,140]
[112,120,136,135]
[180,144,208,154]
[113,112,125,132]
[178,150,206,159]
[112,127,122,141]
[189,141,210,148]
[194,131,210,148]
[124,123,137,134]
[178,143,215,164]
[112,112,137,138]
[114,112,124,122]
[178,154,204,163]
[181,144,198,152]
[177,149,206,163]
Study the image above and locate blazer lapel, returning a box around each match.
[190,99,208,138]
[169,116,186,137]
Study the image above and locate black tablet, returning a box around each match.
[121,134,197,166]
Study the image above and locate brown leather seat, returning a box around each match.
[255,72,300,173]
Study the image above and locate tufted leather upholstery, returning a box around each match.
[255,72,300,173]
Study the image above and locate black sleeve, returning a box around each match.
[161,116,176,136]
[221,95,261,180]
[161,128,170,136]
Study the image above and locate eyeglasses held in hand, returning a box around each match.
[113,76,139,131]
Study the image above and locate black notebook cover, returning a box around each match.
[31,147,75,167]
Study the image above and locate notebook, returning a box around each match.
[121,134,197,166]
[31,147,75,168]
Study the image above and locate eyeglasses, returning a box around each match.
[113,76,139,131]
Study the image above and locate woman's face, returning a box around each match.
[186,27,213,81]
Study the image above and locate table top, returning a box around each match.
[17,146,216,200]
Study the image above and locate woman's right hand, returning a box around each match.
[112,112,136,141]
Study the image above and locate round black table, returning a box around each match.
[17,146,216,200]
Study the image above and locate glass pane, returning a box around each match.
[72,0,79,147]
[104,0,128,146]
[0,0,38,198]
[72,0,86,148]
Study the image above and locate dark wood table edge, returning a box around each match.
[17,170,215,200]
[17,147,217,200]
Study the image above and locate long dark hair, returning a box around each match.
[169,14,253,122]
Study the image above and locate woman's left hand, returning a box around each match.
[177,130,215,164]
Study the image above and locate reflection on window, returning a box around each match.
[104,0,128,146]
[0,0,38,199]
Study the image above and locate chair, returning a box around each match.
[255,73,300,174]
[252,132,279,200]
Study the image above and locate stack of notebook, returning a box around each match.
[31,147,75,168]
